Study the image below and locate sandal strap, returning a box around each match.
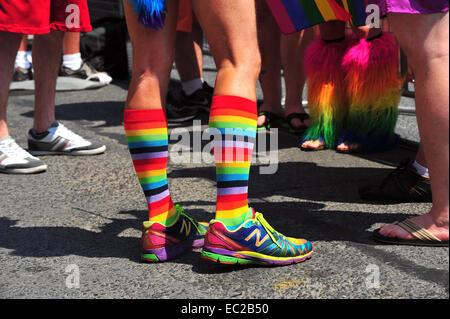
[396,219,441,242]
[286,113,310,123]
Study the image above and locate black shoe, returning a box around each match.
[166,103,199,123]
[12,67,33,82]
[359,158,432,203]
[181,82,214,112]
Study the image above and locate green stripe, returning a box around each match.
[216,167,250,175]
[298,0,325,26]
[210,121,256,131]
[126,134,167,143]
[139,174,167,184]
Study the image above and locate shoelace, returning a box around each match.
[175,204,202,235]
[0,138,33,160]
[255,212,285,249]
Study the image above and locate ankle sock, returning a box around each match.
[124,109,178,226]
[62,53,83,71]
[209,95,257,230]
[182,78,204,96]
[413,160,429,177]
[15,51,31,70]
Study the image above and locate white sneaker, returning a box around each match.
[28,122,106,156]
[0,136,47,174]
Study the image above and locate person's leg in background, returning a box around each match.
[12,35,33,82]
[0,31,48,174]
[255,0,284,130]
[123,0,208,262]
[300,21,349,151]
[336,24,402,154]
[375,12,449,243]
[60,31,113,84]
[192,0,313,265]
[26,0,107,157]
[175,0,213,111]
[62,32,83,71]
[281,28,314,133]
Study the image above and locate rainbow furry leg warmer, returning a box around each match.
[302,37,352,149]
[339,33,402,152]
[128,0,167,30]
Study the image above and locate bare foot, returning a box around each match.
[301,139,325,151]
[336,142,361,153]
[379,213,449,242]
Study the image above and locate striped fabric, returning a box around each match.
[209,96,257,230]
[266,0,366,35]
[124,109,177,226]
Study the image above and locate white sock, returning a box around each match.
[62,53,83,71]
[15,51,30,70]
[413,160,429,177]
[182,78,204,96]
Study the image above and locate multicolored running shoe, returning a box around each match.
[141,205,208,262]
[202,210,313,266]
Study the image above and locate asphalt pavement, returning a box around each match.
[0,56,448,300]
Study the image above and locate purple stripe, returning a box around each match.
[217,186,249,196]
[146,189,170,203]
[131,151,168,161]
[214,141,254,149]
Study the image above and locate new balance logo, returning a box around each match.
[180,219,191,237]
[245,229,269,247]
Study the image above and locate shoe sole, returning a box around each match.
[0,164,47,174]
[201,246,314,266]
[29,145,106,156]
[141,238,204,263]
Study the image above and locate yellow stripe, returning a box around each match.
[210,115,256,126]
[125,128,168,136]
[236,249,313,261]
[149,206,177,223]
[216,206,249,217]
[216,162,251,168]
[314,0,336,21]
[137,169,167,178]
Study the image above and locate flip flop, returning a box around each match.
[373,219,449,247]
[284,112,310,135]
[257,111,284,131]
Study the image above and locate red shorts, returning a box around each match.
[0,0,92,35]
[177,0,197,32]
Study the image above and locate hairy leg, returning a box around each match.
[379,12,449,241]
[0,32,22,138]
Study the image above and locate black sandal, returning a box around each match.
[257,111,284,130]
[358,158,432,203]
[285,113,310,135]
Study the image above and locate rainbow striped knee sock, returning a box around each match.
[209,95,257,230]
[124,109,177,226]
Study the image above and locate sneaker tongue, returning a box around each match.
[249,207,256,219]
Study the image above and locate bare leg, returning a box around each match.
[123,0,180,110]
[0,32,23,138]
[32,30,64,133]
[192,0,260,101]
[281,28,314,129]
[379,12,449,241]
[175,22,204,83]
[63,32,81,55]
[255,0,283,127]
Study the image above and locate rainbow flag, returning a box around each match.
[266,0,367,35]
